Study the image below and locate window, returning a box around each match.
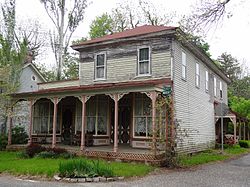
[138,47,150,75]
[205,70,209,92]
[214,77,217,97]
[219,81,223,99]
[181,51,187,80]
[134,93,152,137]
[95,53,106,79]
[195,62,200,87]
[86,96,108,135]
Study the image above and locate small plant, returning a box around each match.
[58,159,114,178]
[25,143,46,157]
[239,140,250,148]
[46,147,67,155]
[36,151,57,159]
[0,134,8,150]
[11,126,28,144]
[16,151,29,159]
[59,152,76,159]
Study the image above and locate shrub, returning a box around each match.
[0,134,8,150]
[239,140,250,148]
[46,147,67,155]
[58,159,114,178]
[11,126,28,144]
[59,152,76,159]
[16,151,29,159]
[35,151,57,159]
[26,143,46,157]
[215,143,230,149]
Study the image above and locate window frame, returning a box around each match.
[94,53,107,80]
[205,70,209,92]
[137,46,151,76]
[219,81,223,99]
[195,62,200,88]
[214,76,217,97]
[181,51,187,80]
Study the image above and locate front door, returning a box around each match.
[62,108,74,145]
[118,105,131,144]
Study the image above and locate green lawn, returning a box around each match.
[0,151,153,178]
[180,146,250,167]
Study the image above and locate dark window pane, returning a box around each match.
[139,61,149,74]
[96,67,104,78]
[97,54,105,66]
[139,48,149,61]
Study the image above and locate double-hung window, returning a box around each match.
[181,51,187,80]
[195,62,200,87]
[95,53,106,80]
[219,81,223,99]
[214,77,217,97]
[138,47,150,75]
[205,70,209,92]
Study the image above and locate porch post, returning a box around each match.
[52,97,58,148]
[233,117,236,144]
[243,122,246,140]
[151,91,157,156]
[7,107,13,146]
[114,94,119,152]
[28,100,34,145]
[80,95,86,151]
[239,121,241,140]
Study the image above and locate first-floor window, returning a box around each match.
[86,95,108,135]
[134,93,152,137]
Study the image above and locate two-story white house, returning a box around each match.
[9,25,233,161]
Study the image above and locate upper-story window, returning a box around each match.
[195,62,200,88]
[181,51,187,80]
[95,53,106,80]
[138,47,150,75]
[205,70,209,92]
[214,76,217,97]
[219,81,223,99]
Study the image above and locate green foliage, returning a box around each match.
[16,151,29,159]
[229,95,250,120]
[58,159,114,178]
[0,134,8,150]
[35,151,57,159]
[25,144,46,158]
[239,140,250,148]
[11,126,28,144]
[62,54,79,80]
[89,13,114,39]
[230,76,250,100]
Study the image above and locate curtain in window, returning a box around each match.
[75,101,82,132]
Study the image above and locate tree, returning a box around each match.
[217,52,241,81]
[89,13,113,39]
[230,76,250,100]
[89,0,174,38]
[40,0,88,80]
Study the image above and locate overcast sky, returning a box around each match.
[11,0,250,70]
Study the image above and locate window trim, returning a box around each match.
[219,81,223,99]
[94,52,107,80]
[214,76,217,97]
[195,62,200,88]
[181,51,187,80]
[137,46,151,76]
[205,70,209,92]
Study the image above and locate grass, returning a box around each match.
[0,151,153,178]
[180,146,250,167]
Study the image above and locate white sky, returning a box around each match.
[9,0,250,70]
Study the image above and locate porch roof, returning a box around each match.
[12,78,172,99]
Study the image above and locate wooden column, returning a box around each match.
[239,121,241,140]
[233,117,236,144]
[7,107,13,146]
[28,100,34,145]
[114,94,119,152]
[52,97,58,148]
[80,95,86,151]
[243,122,246,140]
[151,91,157,156]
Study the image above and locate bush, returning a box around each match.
[16,151,29,159]
[46,147,67,155]
[215,143,230,149]
[59,152,76,159]
[239,140,250,148]
[0,134,8,150]
[26,144,46,157]
[58,159,114,178]
[35,151,57,159]
[12,126,28,144]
